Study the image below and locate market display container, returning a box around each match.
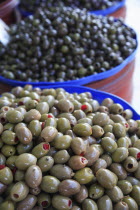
[0,45,137,103]
[0,0,19,25]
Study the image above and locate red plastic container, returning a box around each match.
[109,5,127,19]
[86,60,135,103]
[0,0,18,25]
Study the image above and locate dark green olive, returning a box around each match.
[37,192,51,208]
[54,150,70,164]
[92,158,107,174]
[25,165,42,188]
[74,185,88,203]
[130,185,140,205]
[106,186,124,202]
[71,137,87,155]
[74,167,94,184]
[134,162,140,179]
[52,195,72,210]
[0,153,6,165]
[57,99,74,113]
[6,156,17,169]
[96,169,118,189]
[15,153,37,170]
[92,113,109,127]
[123,156,138,172]
[41,126,58,143]
[16,126,32,145]
[109,163,127,180]
[82,199,98,210]
[112,147,128,162]
[16,194,37,210]
[36,102,49,114]
[10,181,29,202]
[37,156,54,172]
[54,135,72,150]
[68,156,88,170]
[32,143,50,159]
[24,109,41,123]
[57,118,71,134]
[113,123,126,138]
[101,154,112,167]
[122,196,138,210]
[58,179,80,196]
[41,176,60,193]
[50,164,74,180]
[89,183,104,199]
[0,201,15,210]
[0,182,7,195]
[114,201,129,210]
[84,146,100,166]
[73,123,92,137]
[17,141,33,154]
[117,180,133,195]
[126,176,140,186]
[28,120,41,137]
[14,170,25,182]
[101,137,117,153]
[97,195,113,210]
[92,125,104,138]
[6,110,24,124]
[1,145,16,157]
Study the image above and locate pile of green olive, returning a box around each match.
[19,0,123,13]
[0,84,139,210]
[0,7,137,82]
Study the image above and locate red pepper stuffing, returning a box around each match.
[41,122,45,130]
[0,165,5,170]
[81,104,88,110]
[43,144,50,150]
[48,114,53,118]
[41,201,48,207]
[18,101,24,106]
[68,200,72,207]
[137,152,140,160]
[13,194,19,198]
[80,152,85,156]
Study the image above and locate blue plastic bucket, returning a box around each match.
[0,46,137,88]
[38,85,140,120]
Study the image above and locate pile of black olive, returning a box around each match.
[0,7,137,82]
[19,0,123,13]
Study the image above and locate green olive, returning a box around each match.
[15,153,37,170]
[52,195,72,210]
[97,195,113,210]
[32,143,50,159]
[74,167,94,184]
[10,181,29,202]
[89,183,104,199]
[25,165,42,188]
[122,196,138,210]
[96,169,118,189]
[106,186,123,202]
[41,176,60,193]
[82,199,98,210]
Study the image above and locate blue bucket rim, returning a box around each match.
[38,85,140,119]
[18,0,126,17]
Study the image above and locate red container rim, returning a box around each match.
[0,0,19,16]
